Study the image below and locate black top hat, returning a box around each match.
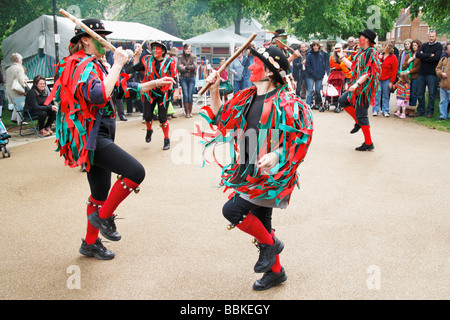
[250,45,290,85]
[358,28,377,44]
[70,19,112,44]
[150,40,167,54]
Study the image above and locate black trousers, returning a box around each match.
[222,195,273,234]
[143,95,168,123]
[338,90,370,126]
[31,109,56,130]
[87,143,145,201]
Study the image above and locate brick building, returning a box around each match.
[386,8,448,49]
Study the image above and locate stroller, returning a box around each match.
[321,70,345,113]
[0,117,11,158]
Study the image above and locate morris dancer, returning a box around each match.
[133,41,177,150]
[200,46,313,290]
[337,28,381,151]
[46,18,174,260]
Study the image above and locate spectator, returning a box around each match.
[320,43,330,75]
[399,39,412,72]
[242,45,255,89]
[402,39,422,117]
[436,42,450,120]
[229,46,245,93]
[178,44,197,118]
[216,57,229,103]
[373,43,398,117]
[305,41,326,109]
[292,42,308,99]
[391,40,399,60]
[5,53,28,124]
[0,65,5,114]
[347,37,356,51]
[24,75,57,136]
[393,72,410,119]
[415,30,443,118]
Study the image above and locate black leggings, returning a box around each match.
[338,90,370,126]
[31,110,56,130]
[87,143,145,201]
[222,195,273,233]
[143,96,168,123]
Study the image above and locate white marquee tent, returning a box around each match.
[1,15,183,78]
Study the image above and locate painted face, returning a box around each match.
[92,38,106,55]
[249,57,266,83]
[152,45,163,59]
[359,35,367,47]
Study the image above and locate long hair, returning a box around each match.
[69,39,86,56]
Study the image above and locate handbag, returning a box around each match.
[12,78,25,94]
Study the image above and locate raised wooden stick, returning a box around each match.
[59,8,116,52]
[133,31,153,57]
[276,39,294,53]
[198,32,257,96]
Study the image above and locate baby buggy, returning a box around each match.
[321,70,345,113]
[0,118,11,158]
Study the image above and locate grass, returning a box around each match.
[412,97,450,133]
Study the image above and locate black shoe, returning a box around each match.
[254,236,284,273]
[350,123,360,134]
[145,129,153,143]
[88,210,122,241]
[334,107,341,113]
[163,138,170,150]
[355,142,374,151]
[79,238,115,260]
[119,115,127,121]
[253,267,287,291]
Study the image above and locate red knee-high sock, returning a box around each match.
[344,106,357,122]
[270,230,282,273]
[146,120,153,130]
[361,125,373,145]
[161,121,169,139]
[98,177,140,219]
[236,213,274,245]
[85,196,105,245]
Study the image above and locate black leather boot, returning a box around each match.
[253,267,287,291]
[145,129,153,143]
[88,210,122,241]
[350,123,361,134]
[254,236,284,273]
[79,238,115,260]
[355,142,374,151]
[163,138,170,150]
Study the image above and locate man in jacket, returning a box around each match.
[305,41,326,109]
[415,30,443,118]
[292,43,308,99]
[436,42,450,120]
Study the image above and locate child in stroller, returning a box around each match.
[321,70,345,112]
[0,117,11,158]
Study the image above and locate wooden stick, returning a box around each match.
[276,39,294,53]
[59,8,116,52]
[133,31,153,57]
[198,32,257,96]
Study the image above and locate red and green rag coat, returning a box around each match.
[347,46,381,107]
[45,50,141,172]
[195,85,314,206]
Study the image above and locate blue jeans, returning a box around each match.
[373,79,390,114]
[233,79,245,93]
[306,77,323,106]
[296,71,307,98]
[180,76,195,103]
[417,74,437,116]
[439,88,450,119]
[409,78,418,107]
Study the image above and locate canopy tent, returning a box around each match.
[1,15,183,79]
[184,28,250,69]
[225,18,271,48]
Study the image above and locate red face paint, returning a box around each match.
[249,57,266,82]
[359,36,367,47]
[153,46,163,59]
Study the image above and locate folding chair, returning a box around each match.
[11,97,43,137]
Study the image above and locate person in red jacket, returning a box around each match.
[373,43,398,116]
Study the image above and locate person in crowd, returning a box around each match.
[0,66,5,113]
[229,46,245,93]
[242,44,255,89]
[373,43,398,117]
[393,72,410,119]
[399,39,412,73]
[401,39,422,117]
[133,41,177,149]
[45,18,175,260]
[415,30,443,118]
[305,41,326,109]
[24,75,57,136]
[177,44,197,118]
[5,53,28,124]
[292,42,308,99]
[436,42,450,120]
[105,48,127,121]
[391,40,400,60]
[320,43,330,75]
[201,45,313,291]
[337,28,381,151]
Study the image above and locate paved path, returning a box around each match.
[1,101,449,300]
